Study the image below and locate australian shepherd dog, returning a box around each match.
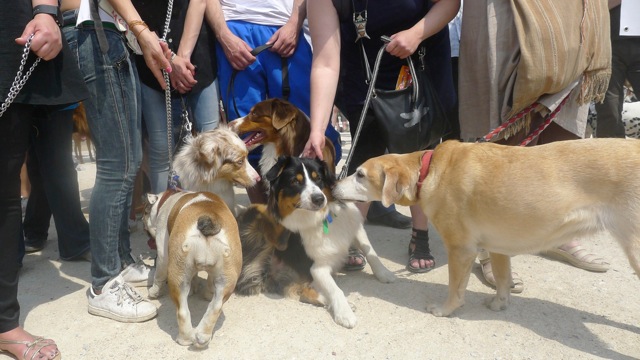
[172,126,260,216]
[263,156,396,328]
[228,98,336,175]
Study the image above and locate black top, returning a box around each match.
[132,0,217,96]
[333,0,454,112]
[0,0,87,106]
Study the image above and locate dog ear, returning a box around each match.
[265,155,290,183]
[146,193,160,205]
[316,158,336,188]
[381,166,411,207]
[270,99,298,130]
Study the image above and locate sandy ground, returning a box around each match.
[7,133,640,360]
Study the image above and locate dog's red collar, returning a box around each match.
[416,150,433,198]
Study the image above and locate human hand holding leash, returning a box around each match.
[137,30,172,89]
[16,13,61,61]
[267,21,299,58]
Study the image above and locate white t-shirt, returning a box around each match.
[220,0,294,27]
[77,0,118,26]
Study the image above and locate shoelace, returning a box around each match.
[112,282,145,306]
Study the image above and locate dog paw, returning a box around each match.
[374,269,397,283]
[333,311,357,329]
[176,334,193,347]
[148,284,162,299]
[332,302,357,328]
[193,332,213,349]
[485,295,508,312]
[426,303,452,317]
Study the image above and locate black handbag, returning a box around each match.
[366,40,450,154]
[339,38,450,179]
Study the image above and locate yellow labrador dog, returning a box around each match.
[334,138,640,317]
[144,190,241,347]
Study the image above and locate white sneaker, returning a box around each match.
[87,275,157,323]
[120,257,155,287]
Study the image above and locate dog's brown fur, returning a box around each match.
[72,102,94,163]
[334,139,640,317]
[235,204,321,305]
[229,98,336,175]
[144,190,241,347]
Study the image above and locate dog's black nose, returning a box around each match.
[311,193,325,206]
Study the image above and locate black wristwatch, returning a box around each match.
[32,4,63,27]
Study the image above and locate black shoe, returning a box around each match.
[366,209,412,229]
[24,238,46,253]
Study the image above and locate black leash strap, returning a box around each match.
[225,43,290,120]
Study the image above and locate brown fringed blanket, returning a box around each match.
[509,0,611,116]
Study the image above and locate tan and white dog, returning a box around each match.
[143,190,241,347]
[172,126,260,216]
[334,138,640,317]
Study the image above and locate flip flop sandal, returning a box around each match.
[479,256,524,294]
[344,247,366,271]
[0,336,61,360]
[407,230,435,273]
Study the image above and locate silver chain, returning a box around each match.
[161,0,180,189]
[0,34,41,118]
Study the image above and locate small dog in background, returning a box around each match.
[143,190,242,348]
[72,102,95,164]
[172,126,260,215]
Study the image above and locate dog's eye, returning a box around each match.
[236,159,244,167]
[356,169,365,179]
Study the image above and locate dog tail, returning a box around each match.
[197,215,221,237]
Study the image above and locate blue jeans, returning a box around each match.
[65,26,141,289]
[141,80,220,193]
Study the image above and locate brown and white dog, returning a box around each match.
[333,139,640,317]
[172,126,260,215]
[72,102,95,164]
[235,204,321,305]
[266,156,396,328]
[143,190,241,347]
[228,98,337,175]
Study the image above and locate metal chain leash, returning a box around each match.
[160,0,181,189]
[0,34,41,118]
